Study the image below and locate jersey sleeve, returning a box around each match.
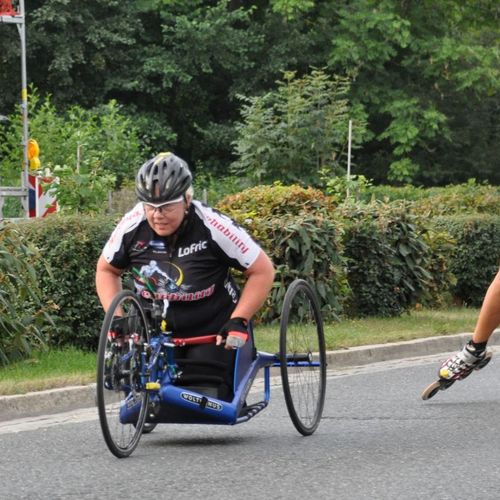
[102,203,145,269]
[194,201,261,270]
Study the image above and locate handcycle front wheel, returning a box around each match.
[96,290,150,458]
[279,279,327,436]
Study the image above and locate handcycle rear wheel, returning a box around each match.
[96,290,150,458]
[279,279,327,435]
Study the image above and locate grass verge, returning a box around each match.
[0,307,479,396]
[0,347,96,396]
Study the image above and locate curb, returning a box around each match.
[325,330,500,368]
[1,330,499,422]
[0,384,97,422]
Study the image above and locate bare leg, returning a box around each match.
[472,268,500,344]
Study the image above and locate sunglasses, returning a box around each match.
[143,197,184,214]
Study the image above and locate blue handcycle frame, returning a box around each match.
[119,328,287,427]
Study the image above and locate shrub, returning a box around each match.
[217,184,345,321]
[11,184,498,353]
[44,163,116,214]
[16,214,116,350]
[360,183,426,203]
[412,181,500,217]
[365,180,500,217]
[339,201,431,317]
[434,214,500,306]
[217,183,336,220]
[0,223,55,365]
[420,227,457,307]
[0,91,143,189]
[260,214,345,322]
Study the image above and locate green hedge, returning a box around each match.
[216,183,337,218]
[420,227,457,308]
[433,215,500,306]
[365,181,500,217]
[9,185,499,353]
[338,202,431,317]
[260,214,345,322]
[217,184,345,321]
[16,215,116,350]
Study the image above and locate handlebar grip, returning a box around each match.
[171,335,218,347]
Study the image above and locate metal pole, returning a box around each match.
[0,1,29,218]
[346,119,352,199]
[18,0,29,216]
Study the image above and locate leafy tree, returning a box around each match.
[232,69,368,185]
[43,164,116,215]
[327,0,500,184]
[0,0,164,161]
[1,0,498,185]
[270,0,315,21]
[1,0,333,173]
[0,89,143,192]
[150,0,262,170]
[27,0,142,108]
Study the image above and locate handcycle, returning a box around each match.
[96,278,327,458]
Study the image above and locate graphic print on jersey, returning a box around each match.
[133,246,216,303]
[135,259,181,293]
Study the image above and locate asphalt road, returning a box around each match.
[1,349,499,500]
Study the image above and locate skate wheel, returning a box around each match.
[475,351,493,370]
[421,380,442,400]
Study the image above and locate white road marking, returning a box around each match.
[0,407,98,434]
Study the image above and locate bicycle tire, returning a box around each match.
[96,290,150,458]
[279,279,327,435]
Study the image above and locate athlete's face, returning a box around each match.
[144,200,187,236]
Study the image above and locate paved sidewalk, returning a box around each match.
[1,330,499,422]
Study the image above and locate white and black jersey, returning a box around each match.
[102,200,261,337]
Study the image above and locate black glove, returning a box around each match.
[218,317,248,348]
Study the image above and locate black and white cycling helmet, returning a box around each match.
[135,152,192,204]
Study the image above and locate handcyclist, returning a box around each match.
[95,152,275,400]
[437,268,500,381]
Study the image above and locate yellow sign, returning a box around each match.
[28,139,40,170]
[27,139,39,159]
